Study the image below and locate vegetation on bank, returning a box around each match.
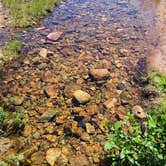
[2,0,60,27]
[105,72,166,166]
[0,35,21,58]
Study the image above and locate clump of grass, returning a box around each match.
[2,0,61,27]
[1,36,21,57]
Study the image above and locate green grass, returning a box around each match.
[2,0,60,27]
[0,36,21,57]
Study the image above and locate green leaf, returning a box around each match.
[114,121,121,130]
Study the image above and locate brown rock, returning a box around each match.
[85,123,95,134]
[39,109,57,122]
[44,85,58,98]
[42,70,59,83]
[47,31,63,41]
[132,105,146,119]
[23,124,32,137]
[89,69,110,81]
[73,90,91,104]
[64,84,80,98]
[69,155,90,166]
[31,151,44,165]
[86,104,99,115]
[103,98,118,109]
[46,148,62,166]
[39,48,47,58]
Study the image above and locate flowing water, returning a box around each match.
[0,0,165,165]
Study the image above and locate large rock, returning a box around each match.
[31,151,45,165]
[47,31,63,41]
[89,69,110,81]
[132,105,146,119]
[46,148,61,166]
[73,90,91,104]
[39,109,57,122]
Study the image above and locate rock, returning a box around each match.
[46,148,61,166]
[89,69,110,81]
[85,123,95,134]
[47,31,63,41]
[116,83,125,90]
[64,84,80,98]
[0,137,12,154]
[69,155,90,166]
[39,48,47,58]
[132,105,146,119]
[81,133,90,142]
[103,98,118,109]
[42,70,59,83]
[73,90,91,104]
[86,104,99,115]
[44,85,58,98]
[119,48,129,57]
[39,109,57,122]
[31,151,44,165]
[23,124,32,137]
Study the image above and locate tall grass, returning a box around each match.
[2,0,60,27]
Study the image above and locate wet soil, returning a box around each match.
[0,0,165,165]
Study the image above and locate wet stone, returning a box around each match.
[89,69,110,81]
[46,148,62,166]
[47,31,63,41]
[73,90,91,104]
[39,109,57,122]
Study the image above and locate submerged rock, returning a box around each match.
[89,69,110,81]
[39,109,57,122]
[47,31,63,41]
[73,90,91,104]
[46,148,61,166]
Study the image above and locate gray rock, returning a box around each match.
[39,109,57,122]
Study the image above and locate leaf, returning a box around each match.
[114,121,121,130]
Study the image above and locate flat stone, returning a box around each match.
[89,69,110,81]
[132,105,146,119]
[44,85,58,98]
[86,123,95,134]
[31,151,44,165]
[73,90,91,104]
[46,148,61,166]
[42,70,59,83]
[103,98,118,109]
[39,48,47,58]
[39,109,57,122]
[69,155,90,166]
[86,104,99,115]
[47,31,63,41]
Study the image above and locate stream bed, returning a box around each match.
[0,0,165,165]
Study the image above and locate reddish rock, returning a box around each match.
[42,71,59,83]
[86,104,99,115]
[89,69,110,81]
[44,85,58,98]
[47,31,63,41]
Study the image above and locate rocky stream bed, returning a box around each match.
[0,0,165,165]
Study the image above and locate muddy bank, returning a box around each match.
[148,0,166,74]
